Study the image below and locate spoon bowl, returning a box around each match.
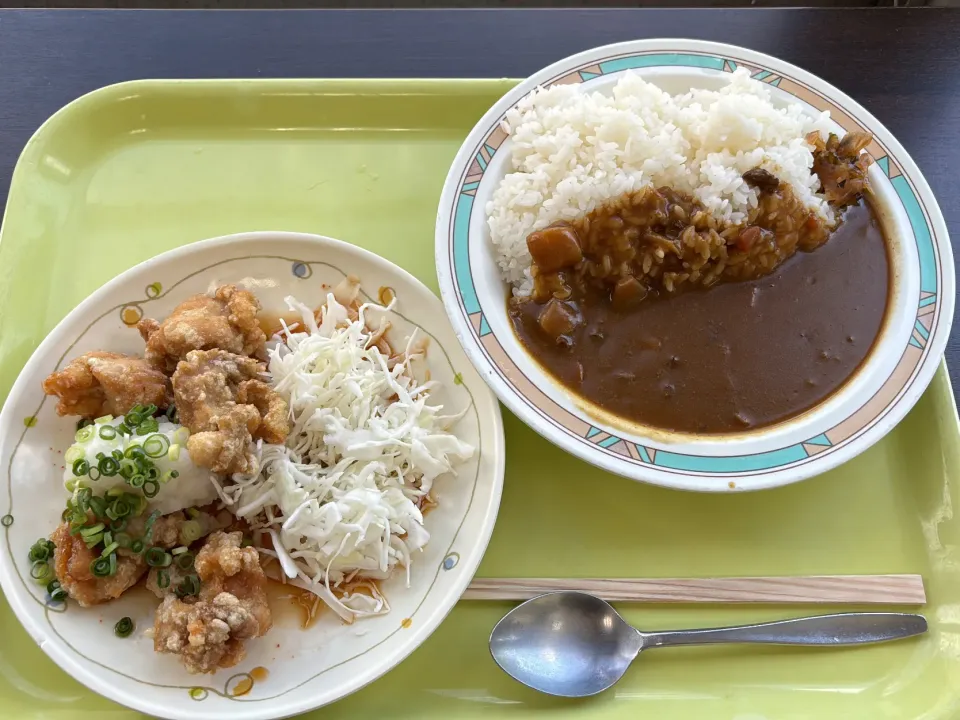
[489,591,928,697]
[489,591,641,697]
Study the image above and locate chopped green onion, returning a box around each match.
[82,533,104,549]
[145,466,160,481]
[100,542,119,557]
[144,547,171,568]
[157,569,170,589]
[118,459,137,479]
[112,449,124,460]
[28,539,55,563]
[186,508,200,519]
[47,579,67,602]
[142,480,160,498]
[174,552,195,571]
[64,477,81,493]
[30,560,53,584]
[90,555,114,577]
[80,523,105,538]
[94,415,114,425]
[87,467,101,481]
[171,546,188,555]
[98,457,120,476]
[166,406,179,423]
[112,498,134,519]
[124,445,146,460]
[64,446,85,465]
[130,539,145,555]
[74,426,96,443]
[172,427,189,445]
[72,459,90,477]
[143,511,159,540]
[128,474,145,489]
[180,520,202,544]
[126,404,158,425]
[116,423,131,436]
[110,517,128,533]
[76,488,93,513]
[88,496,107,519]
[136,418,159,436]
[114,616,135,638]
[142,434,170,458]
[175,574,201,598]
[166,444,181,462]
[76,418,92,431]
[98,425,117,440]
[115,532,132,549]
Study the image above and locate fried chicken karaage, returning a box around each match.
[236,380,290,444]
[42,351,170,419]
[171,349,290,474]
[40,282,296,672]
[153,531,271,674]
[138,285,266,373]
[51,522,146,607]
[51,513,189,607]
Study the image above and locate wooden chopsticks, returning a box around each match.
[463,575,926,605]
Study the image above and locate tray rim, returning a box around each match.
[1,73,959,720]
[0,76,523,260]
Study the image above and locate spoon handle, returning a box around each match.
[640,612,927,649]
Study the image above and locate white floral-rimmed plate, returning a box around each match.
[435,38,954,492]
[0,232,504,720]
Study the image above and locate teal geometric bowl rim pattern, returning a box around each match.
[438,43,953,480]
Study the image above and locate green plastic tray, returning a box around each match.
[1,79,959,719]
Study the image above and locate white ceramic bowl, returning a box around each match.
[435,38,953,492]
[0,232,504,719]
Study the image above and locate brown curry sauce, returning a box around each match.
[509,200,890,434]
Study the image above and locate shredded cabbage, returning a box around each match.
[223,291,474,622]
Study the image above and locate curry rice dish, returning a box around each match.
[490,73,890,434]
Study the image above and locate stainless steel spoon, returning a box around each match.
[489,591,928,697]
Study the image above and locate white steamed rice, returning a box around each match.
[486,68,834,294]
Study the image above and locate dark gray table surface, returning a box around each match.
[1,7,958,384]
